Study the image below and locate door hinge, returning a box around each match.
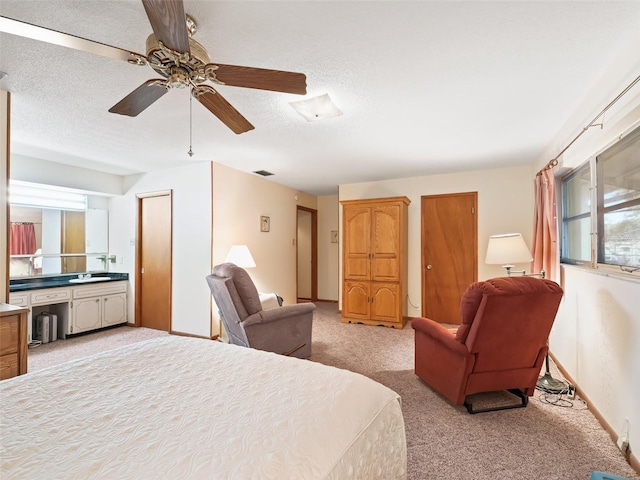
[471,207,475,214]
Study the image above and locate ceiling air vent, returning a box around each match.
[253,170,274,177]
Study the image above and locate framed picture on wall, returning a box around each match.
[261,216,270,232]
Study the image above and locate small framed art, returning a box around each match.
[261,216,270,232]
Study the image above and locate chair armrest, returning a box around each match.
[411,317,468,356]
[243,303,315,326]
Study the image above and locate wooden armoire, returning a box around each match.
[340,196,410,328]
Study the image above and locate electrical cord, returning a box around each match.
[535,380,588,410]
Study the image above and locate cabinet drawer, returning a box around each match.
[0,316,19,356]
[73,282,127,299]
[0,353,18,380]
[8,293,28,307]
[30,289,71,305]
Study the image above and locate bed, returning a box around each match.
[0,336,406,479]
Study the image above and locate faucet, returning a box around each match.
[96,254,116,264]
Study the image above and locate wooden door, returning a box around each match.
[137,192,172,332]
[61,211,86,273]
[296,206,318,302]
[421,193,477,324]
[343,206,371,281]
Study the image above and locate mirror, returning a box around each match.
[9,206,109,278]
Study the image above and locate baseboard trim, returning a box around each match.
[169,329,211,340]
[550,351,639,476]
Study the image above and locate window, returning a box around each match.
[561,126,640,270]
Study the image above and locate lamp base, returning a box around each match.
[536,373,566,394]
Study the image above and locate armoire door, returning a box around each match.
[343,206,371,281]
[371,204,402,282]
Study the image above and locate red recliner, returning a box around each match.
[412,276,564,413]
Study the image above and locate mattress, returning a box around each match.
[0,336,406,479]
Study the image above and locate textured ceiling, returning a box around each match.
[1,1,640,195]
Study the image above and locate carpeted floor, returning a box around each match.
[27,301,639,480]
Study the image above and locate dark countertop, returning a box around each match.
[10,273,129,292]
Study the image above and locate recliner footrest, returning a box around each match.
[464,389,529,414]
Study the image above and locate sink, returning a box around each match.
[69,277,112,284]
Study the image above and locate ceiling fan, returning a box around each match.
[0,0,307,134]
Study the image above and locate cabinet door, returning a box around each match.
[72,297,102,333]
[343,206,371,280]
[343,281,370,320]
[370,283,400,324]
[371,204,401,282]
[102,293,127,327]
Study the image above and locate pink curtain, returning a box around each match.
[531,169,558,280]
[10,223,37,255]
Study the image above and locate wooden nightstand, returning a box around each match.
[0,303,29,380]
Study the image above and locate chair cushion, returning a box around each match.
[212,263,262,316]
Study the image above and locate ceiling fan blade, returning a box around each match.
[193,85,254,135]
[0,16,147,65]
[141,0,190,55]
[207,64,307,95]
[109,81,168,117]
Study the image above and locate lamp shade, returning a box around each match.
[485,233,533,265]
[225,245,256,268]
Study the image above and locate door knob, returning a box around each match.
[426,264,432,270]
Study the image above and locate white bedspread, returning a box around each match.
[1,336,406,479]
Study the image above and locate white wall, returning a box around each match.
[532,29,640,459]
[109,162,212,338]
[556,266,640,448]
[40,209,61,274]
[11,154,123,196]
[339,165,534,317]
[318,194,340,301]
[1,90,8,302]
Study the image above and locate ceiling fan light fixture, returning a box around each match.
[290,93,342,122]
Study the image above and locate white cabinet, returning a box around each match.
[70,282,127,335]
[8,293,28,308]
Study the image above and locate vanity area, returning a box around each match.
[9,187,128,346]
[9,273,129,344]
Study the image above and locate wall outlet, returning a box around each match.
[617,418,630,453]
[567,384,576,399]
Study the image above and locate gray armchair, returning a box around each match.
[206,263,315,358]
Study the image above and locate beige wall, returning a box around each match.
[211,163,314,318]
[1,90,8,302]
[339,165,534,317]
[317,194,339,301]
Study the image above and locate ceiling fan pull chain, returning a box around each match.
[188,92,194,157]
